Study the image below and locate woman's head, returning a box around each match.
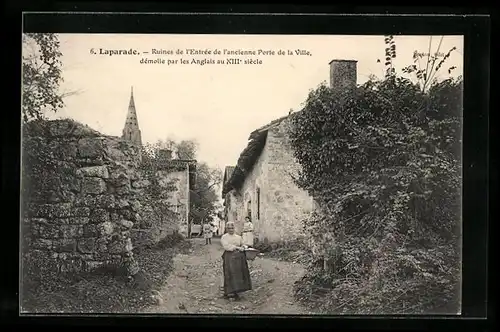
[245,216,251,223]
[226,222,235,234]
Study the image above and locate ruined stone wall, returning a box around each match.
[21,119,185,276]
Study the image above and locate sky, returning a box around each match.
[43,34,463,174]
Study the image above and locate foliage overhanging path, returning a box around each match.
[290,35,462,314]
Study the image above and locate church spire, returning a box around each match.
[122,86,142,146]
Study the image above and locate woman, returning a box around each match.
[242,216,254,248]
[210,222,218,237]
[203,222,213,245]
[220,222,252,300]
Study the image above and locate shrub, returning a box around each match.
[21,236,189,313]
[290,37,462,314]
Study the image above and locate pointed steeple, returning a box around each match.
[129,86,135,108]
[122,86,142,146]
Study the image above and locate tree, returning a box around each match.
[22,33,64,123]
[176,140,198,160]
[147,137,198,160]
[189,162,222,224]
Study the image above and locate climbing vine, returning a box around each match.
[290,36,462,314]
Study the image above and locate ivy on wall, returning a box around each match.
[290,36,462,314]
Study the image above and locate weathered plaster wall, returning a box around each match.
[161,168,190,237]
[225,190,244,234]
[226,117,313,244]
[263,118,314,242]
[237,138,270,239]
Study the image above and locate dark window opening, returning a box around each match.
[247,200,252,219]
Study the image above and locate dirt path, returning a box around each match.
[143,237,317,315]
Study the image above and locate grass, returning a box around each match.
[21,234,191,314]
[253,238,310,265]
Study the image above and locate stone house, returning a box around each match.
[222,59,358,244]
[121,87,196,237]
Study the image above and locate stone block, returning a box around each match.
[132,179,151,189]
[117,199,130,209]
[72,207,91,217]
[31,203,72,218]
[77,137,103,159]
[54,238,77,252]
[53,217,81,225]
[115,183,131,195]
[58,143,78,160]
[81,177,107,195]
[83,224,99,237]
[76,165,109,178]
[90,208,110,224]
[25,217,46,224]
[95,238,108,252]
[121,209,134,220]
[104,141,127,161]
[35,223,60,239]
[59,257,83,273]
[60,225,84,238]
[108,237,132,254]
[99,221,114,236]
[77,238,96,253]
[74,195,95,207]
[109,170,130,187]
[95,195,116,209]
[110,213,121,222]
[128,169,141,181]
[31,238,53,250]
[85,260,106,271]
[130,200,142,212]
[120,219,134,229]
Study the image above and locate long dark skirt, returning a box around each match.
[222,250,252,295]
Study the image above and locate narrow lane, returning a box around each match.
[144,237,317,315]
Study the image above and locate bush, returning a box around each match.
[289,39,462,314]
[253,238,310,264]
[21,235,190,313]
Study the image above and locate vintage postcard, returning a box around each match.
[21,30,464,315]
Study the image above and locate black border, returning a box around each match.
[3,4,492,330]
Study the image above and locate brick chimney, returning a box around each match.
[158,149,172,161]
[329,59,358,91]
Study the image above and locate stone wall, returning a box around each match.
[263,118,314,242]
[227,117,313,243]
[21,119,187,276]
